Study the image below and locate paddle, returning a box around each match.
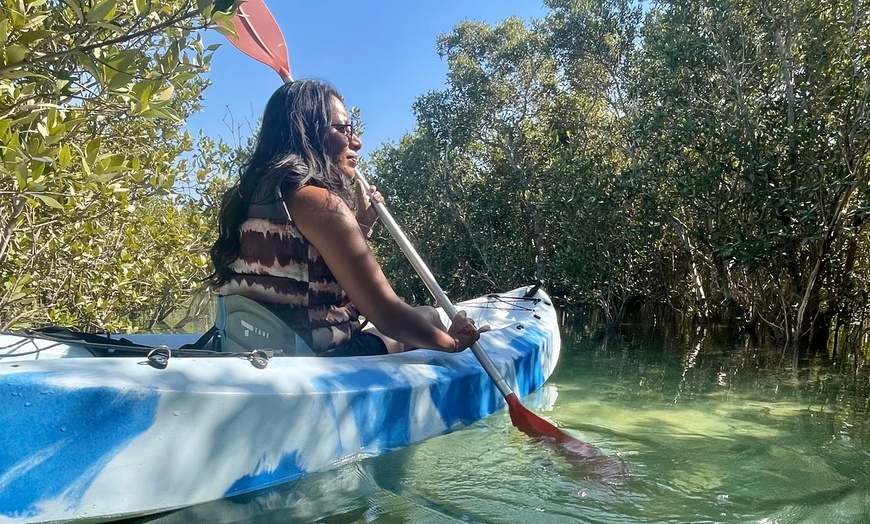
[354,173,585,443]
[219,0,618,459]
[356,178,622,475]
[217,0,292,83]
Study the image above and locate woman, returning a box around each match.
[209,79,484,357]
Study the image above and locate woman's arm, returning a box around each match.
[286,185,478,352]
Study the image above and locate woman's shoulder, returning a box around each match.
[286,183,347,209]
[285,184,359,238]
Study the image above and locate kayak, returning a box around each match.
[0,285,561,524]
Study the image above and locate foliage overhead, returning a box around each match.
[0,0,237,331]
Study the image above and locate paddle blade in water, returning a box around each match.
[506,392,572,441]
[506,393,627,476]
[222,0,292,81]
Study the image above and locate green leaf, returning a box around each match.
[77,52,103,83]
[2,69,49,80]
[58,145,72,168]
[12,110,38,127]
[81,156,91,178]
[93,172,117,183]
[133,0,148,16]
[6,44,29,64]
[15,163,28,189]
[213,23,235,38]
[154,85,174,101]
[85,138,101,164]
[106,49,141,71]
[87,0,118,23]
[17,29,52,46]
[31,162,46,180]
[59,0,84,22]
[107,71,133,91]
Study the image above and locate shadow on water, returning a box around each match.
[126,452,407,523]
[132,322,870,523]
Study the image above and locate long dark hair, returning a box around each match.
[209,79,349,287]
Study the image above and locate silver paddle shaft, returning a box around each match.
[355,170,513,398]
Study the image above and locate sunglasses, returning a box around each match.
[331,123,355,138]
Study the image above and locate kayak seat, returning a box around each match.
[214,295,315,356]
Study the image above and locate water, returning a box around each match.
[136,324,870,523]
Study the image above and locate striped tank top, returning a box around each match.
[219,186,360,354]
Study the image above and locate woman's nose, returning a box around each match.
[349,133,362,151]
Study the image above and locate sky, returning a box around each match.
[185,0,549,155]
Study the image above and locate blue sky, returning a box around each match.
[186,0,548,155]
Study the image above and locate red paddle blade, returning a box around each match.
[221,0,292,81]
[505,393,573,441]
[506,393,624,467]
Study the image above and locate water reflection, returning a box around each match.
[132,324,870,523]
[129,461,385,523]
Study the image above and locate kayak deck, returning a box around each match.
[0,287,561,524]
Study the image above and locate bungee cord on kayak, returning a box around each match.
[0,291,533,361]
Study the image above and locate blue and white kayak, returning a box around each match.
[0,286,560,524]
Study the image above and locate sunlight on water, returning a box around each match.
[136,325,870,523]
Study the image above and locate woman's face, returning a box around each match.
[324,96,362,180]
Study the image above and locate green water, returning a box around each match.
[142,325,870,523]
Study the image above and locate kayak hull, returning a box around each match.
[0,287,560,523]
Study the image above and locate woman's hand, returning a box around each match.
[355,179,384,232]
[447,310,490,352]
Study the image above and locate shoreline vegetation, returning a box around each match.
[1,0,867,353]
